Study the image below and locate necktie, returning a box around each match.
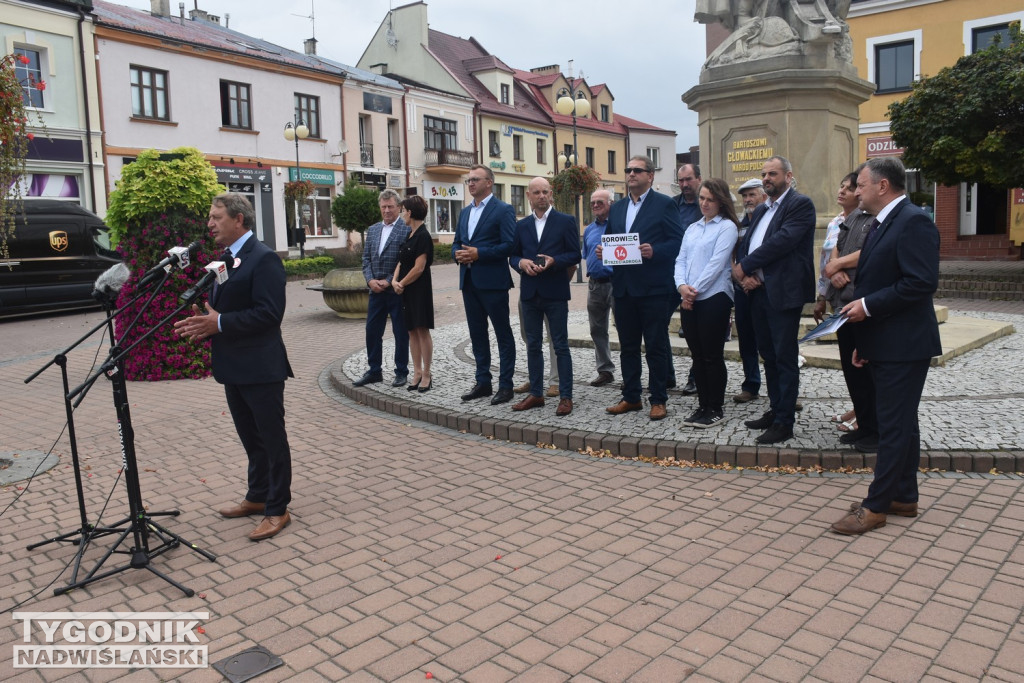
[222,248,234,273]
[863,219,881,252]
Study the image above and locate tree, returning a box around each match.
[331,177,380,240]
[888,25,1024,189]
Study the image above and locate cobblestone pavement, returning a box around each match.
[0,263,1022,682]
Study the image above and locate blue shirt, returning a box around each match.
[676,197,702,229]
[583,219,613,279]
[673,215,738,301]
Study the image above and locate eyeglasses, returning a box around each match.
[624,167,649,175]
[465,177,488,184]
[589,201,606,206]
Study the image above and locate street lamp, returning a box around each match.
[555,78,590,283]
[283,118,310,257]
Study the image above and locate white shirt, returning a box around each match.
[673,215,738,301]
[533,206,552,242]
[467,194,493,240]
[378,223,396,256]
[746,187,791,281]
[625,189,650,233]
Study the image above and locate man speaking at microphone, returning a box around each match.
[174,193,294,541]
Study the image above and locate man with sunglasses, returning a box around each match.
[598,156,684,421]
[453,165,517,405]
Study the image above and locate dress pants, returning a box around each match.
[748,287,802,426]
[224,381,292,516]
[522,295,572,399]
[680,292,732,411]
[518,299,558,385]
[614,293,672,405]
[836,323,877,436]
[461,272,515,390]
[862,358,930,512]
[365,289,409,377]
[733,283,761,395]
[587,280,615,375]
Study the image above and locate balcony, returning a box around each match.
[359,143,374,167]
[424,147,476,175]
[388,145,402,169]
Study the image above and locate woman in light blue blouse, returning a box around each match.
[673,178,739,428]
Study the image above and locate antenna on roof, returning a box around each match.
[291,0,316,41]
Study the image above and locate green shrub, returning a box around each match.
[434,243,454,263]
[332,251,363,268]
[331,178,379,239]
[282,256,335,277]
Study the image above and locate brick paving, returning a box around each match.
[0,262,1022,682]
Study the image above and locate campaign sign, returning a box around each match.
[601,233,641,266]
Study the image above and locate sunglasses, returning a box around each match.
[624,167,649,175]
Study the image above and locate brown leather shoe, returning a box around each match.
[545,385,559,398]
[512,394,545,411]
[514,381,531,394]
[606,400,643,415]
[848,500,918,517]
[649,404,668,421]
[555,398,573,416]
[733,390,758,403]
[831,506,887,535]
[219,499,265,518]
[590,371,614,387]
[249,511,291,541]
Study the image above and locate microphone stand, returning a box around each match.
[22,272,175,583]
[54,274,218,597]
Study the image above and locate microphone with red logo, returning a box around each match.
[179,261,229,306]
[138,241,202,288]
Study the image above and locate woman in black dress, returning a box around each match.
[392,195,434,392]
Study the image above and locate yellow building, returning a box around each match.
[848,0,1024,259]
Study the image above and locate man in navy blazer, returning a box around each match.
[831,157,940,536]
[732,156,816,444]
[509,177,581,416]
[598,155,684,421]
[354,189,410,388]
[452,165,517,405]
[174,193,293,541]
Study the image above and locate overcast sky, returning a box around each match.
[114,0,707,151]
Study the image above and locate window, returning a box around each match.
[130,65,169,120]
[358,115,373,166]
[510,185,526,216]
[488,129,501,157]
[424,115,457,151]
[874,41,914,92]
[295,93,320,137]
[500,83,510,104]
[646,147,661,170]
[607,150,616,174]
[563,144,573,164]
[14,47,44,108]
[536,139,546,164]
[585,147,595,168]
[219,80,251,129]
[973,23,1011,52]
[387,119,401,169]
[600,104,609,123]
[513,135,523,161]
[493,183,504,201]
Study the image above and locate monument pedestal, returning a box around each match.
[683,65,874,226]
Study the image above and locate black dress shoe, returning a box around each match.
[756,423,794,444]
[666,377,677,389]
[744,410,775,430]
[490,387,514,405]
[392,374,408,387]
[855,435,879,453]
[681,379,697,395]
[353,371,383,387]
[418,379,432,393]
[407,380,421,392]
[839,430,861,445]
[461,384,493,401]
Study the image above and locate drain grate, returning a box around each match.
[212,645,283,683]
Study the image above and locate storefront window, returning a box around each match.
[296,186,334,237]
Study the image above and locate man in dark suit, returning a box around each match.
[732,156,816,444]
[831,157,940,535]
[598,155,684,421]
[453,164,517,405]
[354,189,410,387]
[174,193,293,541]
[509,177,581,416]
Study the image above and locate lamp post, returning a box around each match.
[283,118,310,257]
[555,77,590,283]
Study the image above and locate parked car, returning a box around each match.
[0,200,121,318]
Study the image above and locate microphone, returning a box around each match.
[138,241,202,288]
[180,261,229,306]
[92,263,131,304]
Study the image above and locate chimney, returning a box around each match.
[150,0,170,16]
[304,38,318,56]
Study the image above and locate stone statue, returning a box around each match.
[696,0,853,69]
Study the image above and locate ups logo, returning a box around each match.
[49,231,69,252]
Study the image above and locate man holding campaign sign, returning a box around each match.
[597,156,684,422]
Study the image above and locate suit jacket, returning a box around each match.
[851,198,940,362]
[510,209,581,302]
[606,189,684,298]
[362,218,409,284]
[452,195,516,290]
[210,234,293,385]
[737,189,816,310]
